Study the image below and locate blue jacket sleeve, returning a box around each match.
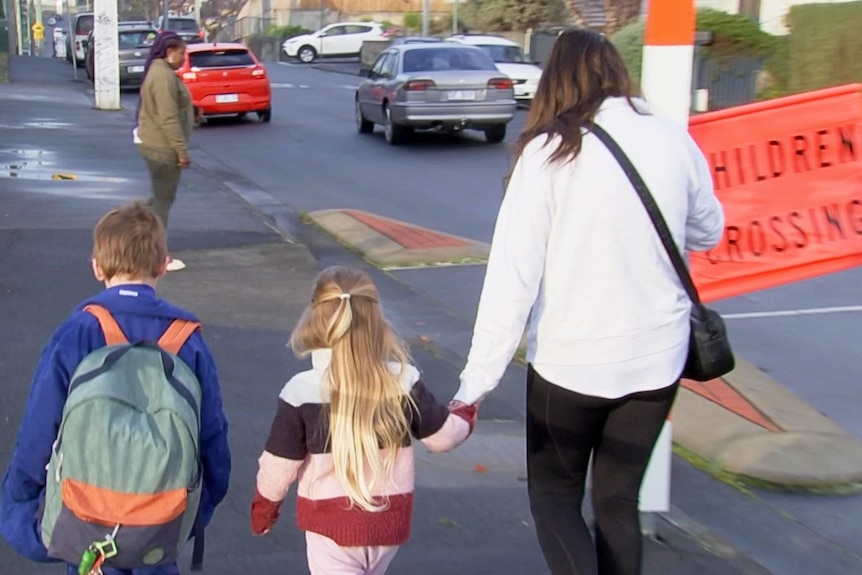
[182,333,231,527]
[0,317,99,562]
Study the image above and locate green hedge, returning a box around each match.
[611,9,784,97]
[787,2,862,93]
[267,25,311,41]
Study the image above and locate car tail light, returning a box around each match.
[181,71,197,82]
[488,77,514,90]
[251,66,266,78]
[404,79,436,91]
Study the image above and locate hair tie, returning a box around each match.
[339,293,351,300]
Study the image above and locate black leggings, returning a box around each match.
[526,366,678,575]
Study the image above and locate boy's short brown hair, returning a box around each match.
[92,202,168,280]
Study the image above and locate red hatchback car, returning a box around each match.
[178,43,272,122]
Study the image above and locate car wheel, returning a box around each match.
[258,108,272,123]
[356,99,373,134]
[238,112,247,119]
[485,124,507,144]
[383,105,407,146]
[298,46,316,64]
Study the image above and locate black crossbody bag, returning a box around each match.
[588,123,735,381]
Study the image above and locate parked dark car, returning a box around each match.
[156,15,205,44]
[85,26,158,88]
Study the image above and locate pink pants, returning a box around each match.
[306,531,400,575]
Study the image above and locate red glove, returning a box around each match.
[251,490,283,535]
[449,403,478,433]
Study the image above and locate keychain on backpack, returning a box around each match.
[77,544,99,575]
[94,524,120,561]
[78,525,120,575]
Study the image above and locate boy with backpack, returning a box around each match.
[0,202,231,575]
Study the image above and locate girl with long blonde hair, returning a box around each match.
[251,266,476,575]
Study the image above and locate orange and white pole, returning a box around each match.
[640,0,696,125]
[637,0,696,517]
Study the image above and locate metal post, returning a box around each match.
[162,0,169,30]
[319,0,324,29]
[34,0,42,56]
[421,0,429,37]
[194,0,201,29]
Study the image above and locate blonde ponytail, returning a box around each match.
[290,267,414,512]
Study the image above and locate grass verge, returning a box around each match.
[672,443,862,495]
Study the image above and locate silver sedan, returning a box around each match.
[355,43,517,145]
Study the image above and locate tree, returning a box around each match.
[601,0,641,36]
[200,0,248,35]
[461,0,568,32]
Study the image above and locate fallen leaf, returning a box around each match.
[473,464,488,474]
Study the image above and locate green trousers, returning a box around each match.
[137,144,181,231]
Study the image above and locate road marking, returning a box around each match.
[723,305,862,319]
[270,83,310,89]
[341,85,358,90]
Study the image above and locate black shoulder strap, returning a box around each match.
[191,510,205,571]
[587,123,702,306]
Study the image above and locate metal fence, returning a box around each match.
[695,56,762,111]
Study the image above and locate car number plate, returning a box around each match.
[127,65,144,73]
[216,94,239,103]
[447,90,477,101]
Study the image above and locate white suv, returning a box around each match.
[446,34,542,101]
[283,22,387,63]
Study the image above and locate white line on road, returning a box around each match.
[723,305,862,319]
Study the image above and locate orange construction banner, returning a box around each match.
[688,84,862,302]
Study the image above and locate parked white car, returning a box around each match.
[446,34,543,101]
[283,22,387,63]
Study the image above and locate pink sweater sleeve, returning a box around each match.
[256,451,305,502]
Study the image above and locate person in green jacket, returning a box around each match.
[134,31,200,272]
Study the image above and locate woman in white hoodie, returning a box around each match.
[450,30,725,575]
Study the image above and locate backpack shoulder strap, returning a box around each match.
[83,304,129,346]
[158,319,202,356]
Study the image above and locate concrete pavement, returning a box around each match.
[0,55,778,574]
[304,207,862,489]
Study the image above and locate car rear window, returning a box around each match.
[119,30,156,49]
[479,44,529,64]
[403,48,497,73]
[190,49,255,68]
[168,19,199,32]
[76,15,93,35]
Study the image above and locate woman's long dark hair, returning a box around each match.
[135,31,185,125]
[516,29,637,165]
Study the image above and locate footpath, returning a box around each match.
[0,54,832,574]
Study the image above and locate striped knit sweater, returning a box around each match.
[253,349,474,547]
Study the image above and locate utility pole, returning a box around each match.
[421,0,429,36]
[12,0,22,54]
[452,0,457,34]
[93,0,120,109]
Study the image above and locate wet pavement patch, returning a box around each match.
[0,149,125,182]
